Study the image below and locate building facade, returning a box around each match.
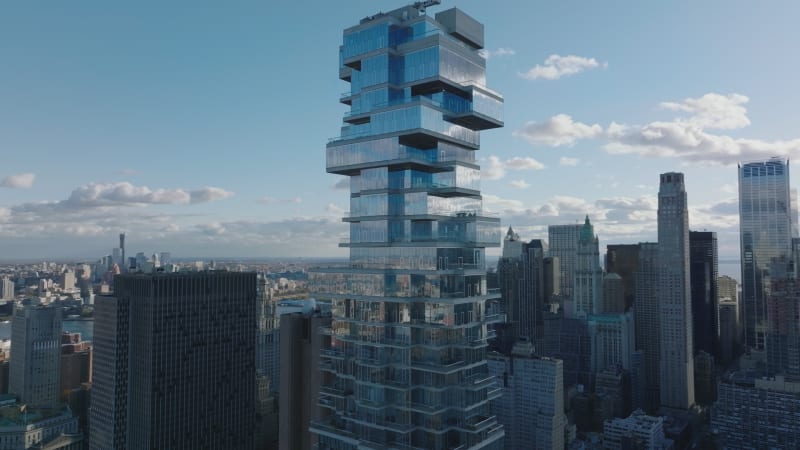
[689,231,719,359]
[9,305,62,407]
[90,272,257,450]
[488,342,565,450]
[633,243,660,412]
[739,158,796,350]
[548,224,582,302]
[657,173,695,410]
[713,373,800,448]
[606,244,640,312]
[309,4,504,449]
[588,312,635,374]
[603,410,671,450]
[279,311,332,450]
[574,216,603,318]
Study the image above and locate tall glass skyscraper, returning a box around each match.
[739,158,796,350]
[310,4,505,449]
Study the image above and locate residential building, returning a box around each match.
[309,4,505,449]
[689,231,719,358]
[0,278,12,300]
[657,172,695,410]
[488,342,565,450]
[90,272,257,450]
[739,158,796,350]
[9,305,62,407]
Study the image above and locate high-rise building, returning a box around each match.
[497,230,548,348]
[689,231,719,358]
[713,372,800,448]
[657,172,695,410]
[739,158,796,350]
[588,312,635,374]
[62,271,76,292]
[602,273,625,314]
[90,272,256,450]
[718,275,738,302]
[279,311,331,450]
[60,332,92,402]
[9,304,62,407]
[549,224,583,302]
[309,4,504,449]
[718,297,740,365]
[488,342,566,450]
[574,216,603,318]
[0,278,13,300]
[605,244,640,311]
[633,242,660,412]
[542,313,593,390]
[693,350,716,405]
[766,278,800,377]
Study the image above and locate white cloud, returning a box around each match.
[559,157,580,166]
[1,173,35,189]
[514,114,603,147]
[481,156,506,180]
[519,54,606,81]
[509,180,530,189]
[505,156,545,171]
[479,47,516,59]
[189,187,234,204]
[519,92,800,166]
[326,203,345,215]
[258,196,303,205]
[331,178,349,190]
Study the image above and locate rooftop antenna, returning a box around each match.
[413,0,441,14]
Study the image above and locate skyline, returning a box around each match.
[3,1,800,271]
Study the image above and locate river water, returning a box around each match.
[0,319,94,342]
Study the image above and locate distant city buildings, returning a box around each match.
[574,216,603,318]
[603,409,672,450]
[549,224,583,303]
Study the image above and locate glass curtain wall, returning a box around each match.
[311,5,505,450]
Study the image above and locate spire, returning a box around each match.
[505,226,519,241]
[580,215,594,241]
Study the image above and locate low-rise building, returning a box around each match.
[603,409,673,450]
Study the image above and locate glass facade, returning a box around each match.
[739,158,797,350]
[311,5,504,450]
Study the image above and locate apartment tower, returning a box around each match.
[310,3,505,449]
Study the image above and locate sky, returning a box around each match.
[2,0,800,274]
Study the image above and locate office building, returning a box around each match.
[309,4,504,449]
[9,304,62,407]
[602,273,625,314]
[90,272,257,450]
[588,312,635,374]
[689,231,719,358]
[497,230,548,348]
[574,216,603,318]
[766,278,800,377]
[595,365,630,419]
[739,158,796,350]
[602,410,672,450]
[657,172,695,410]
[0,278,13,300]
[634,243,660,412]
[279,311,331,450]
[718,275,738,302]
[718,297,740,365]
[488,342,565,450]
[605,244,640,312]
[549,224,583,302]
[694,351,716,405]
[542,313,593,390]
[712,372,800,448]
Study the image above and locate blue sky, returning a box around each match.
[1,0,799,271]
